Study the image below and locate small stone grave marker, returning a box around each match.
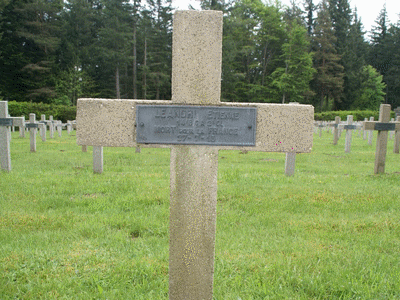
[24,113,45,152]
[0,101,24,171]
[330,116,340,145]
[394,116,400,154]
[368,116,374,145]
[363,104,400,174]
[338,115,360,153]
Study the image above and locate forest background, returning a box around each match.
[0,0,399,112]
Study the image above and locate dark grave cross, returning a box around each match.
[363,104,400,174]
[0,101,24,171]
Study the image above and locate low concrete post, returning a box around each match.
[285,152,296,176]
[29,113,37,152]
[40,114,47,142]
[49,115,55,138]
[363,118,367,140]
[333,116,340,145]
[19,115,25,138]
[93,146,103,174]
[389,118,394,140]
[0,102,11,171]
[393,116,400,154]
[368,117,374,145]
[344,115,354,153]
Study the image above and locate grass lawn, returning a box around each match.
[1,128,400,299]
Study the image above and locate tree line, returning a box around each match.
[0,0,399,111]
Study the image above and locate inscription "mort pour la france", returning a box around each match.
[136,105,257,146]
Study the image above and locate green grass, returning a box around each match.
[1,128,400,299]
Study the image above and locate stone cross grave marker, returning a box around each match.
[24,113,46,152]
[47,115,55,138]
[363,118,367,140]
[393,116,400,154]
[394,107,400,118]
[39,114,47,142]
[338,115,359,153]
[76,11,313,300]
[329,116,340,145]
[19,115,26,138]
[389,118,394,140]
[367,116,374,145]
[0,101,24,171]
[363,104,400,174]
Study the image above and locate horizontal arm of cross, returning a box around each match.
[363,121,400,131]
[338,124,362,130]
[0,117,24,127]
[76,98,314,153]
[25,122,46,129]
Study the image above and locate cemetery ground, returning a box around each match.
[1,130,399,299]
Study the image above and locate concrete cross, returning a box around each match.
[393,116,400,154]
[338,115,360,153]
[38,114,47,142]
[367,116,374,145]
[389,118,394,140]
[363,104,400,174]
[76,11,313,300]
[330,116,340,145]
[394,107,400,118]
[24,113,46,152]
[0,101,24,171]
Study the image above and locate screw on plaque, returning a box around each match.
[248,125,252,129]
[140,122,144,127]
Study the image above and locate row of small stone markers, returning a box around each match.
[314,105,400,174]
[77,10,314,300]
[1,101,76,172]
[316,110,400,157]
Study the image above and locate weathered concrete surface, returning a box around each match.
[76,99,313,153]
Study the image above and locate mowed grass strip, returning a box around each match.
[0,129,399,299]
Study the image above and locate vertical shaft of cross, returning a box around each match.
[0,101,12,171]
[169,11,222,300]
[40,114,47,142]
[333,116,340,145]
[29,113,37,152]
[374,104,391,174]
[394,116,400,154]
[345,115,353,153]
[368,117,374,145]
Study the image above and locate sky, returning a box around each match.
[171,0,400,37]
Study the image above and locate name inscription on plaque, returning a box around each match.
[136,105,257,146]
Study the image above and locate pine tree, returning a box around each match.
[304,0,315,36]
[369,4,391,104]
[3,0,64,102]
[271,21,316,103]
[339,7,368,110]
[97,0,133,99]
[311,0,344,111]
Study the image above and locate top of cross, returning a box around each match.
[76,10,314,153]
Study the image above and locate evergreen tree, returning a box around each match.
[222,0,286,103]
[351,65,386,110]
[311,0,344,111]
[304,0,315,36]
[271,21,316,103]
[144,0,172,100]
[384,21,400,107]
[97,0,133,99]
[1,0,64,102]
[339,7,368,109]
[369,4,391,104]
